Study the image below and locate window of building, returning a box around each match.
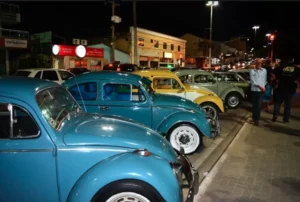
[154,40,159,48]
[0,103,40,139]
[163,42,167,50]
[171,44,174,51]
[59,71,74,80]
[69,82,97,100]
[178,45,181,52]
[152,78,181,90]
[150,39,153,43]
[42,71,58,81]
[103,83,145,102]
[138,38,144,46]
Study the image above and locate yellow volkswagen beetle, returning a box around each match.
[134,70,225,119]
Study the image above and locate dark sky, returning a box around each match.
[6,1,300,60]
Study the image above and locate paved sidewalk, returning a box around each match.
[195,109,300,202]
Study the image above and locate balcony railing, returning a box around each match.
[0,28,29,40]
[0,3,21,24]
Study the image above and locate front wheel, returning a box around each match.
[92,180,164,202]
[225,93,241,109]
[168,124,202,155]
[200,103,219,119]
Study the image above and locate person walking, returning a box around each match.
[250,59,267,125]
[272,57,300,123]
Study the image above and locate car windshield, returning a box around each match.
[140,77,154,94]
[36,87,81,130]
[14,71,31,77]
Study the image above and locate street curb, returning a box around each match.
[196,111,250,184]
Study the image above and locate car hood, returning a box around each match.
[61,112,177,161]
[151,93,205,115]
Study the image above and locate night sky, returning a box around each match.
[6,1,300,61]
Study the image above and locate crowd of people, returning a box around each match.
[250,57,300,126]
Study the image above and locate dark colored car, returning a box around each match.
[103,63,138,72]
[68,67,90,75]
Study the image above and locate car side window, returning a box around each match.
[103,83,145,102]
[59,71,74,80]
[42,71,59,81]
[194,75,212,83]
[34,71,42,79]
[179,75,193,84]
[0,103,40,139]
[153,78,181,89]
[69,82,97,100]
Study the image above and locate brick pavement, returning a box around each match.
[195,109,300,202]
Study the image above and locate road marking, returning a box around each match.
[194,123,248,201]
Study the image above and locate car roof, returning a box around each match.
[175,69,213,76]
[17,68,68,72]
[64,71,143,85]
[0,77,60,102]
[135,70,178,77]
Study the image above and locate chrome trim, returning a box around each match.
[0,149,52,153]
[58,148,129,152]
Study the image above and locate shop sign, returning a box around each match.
[138,48,160,57]
[52,44,104,58]
[164,52,173,59]
[4,38,27,48]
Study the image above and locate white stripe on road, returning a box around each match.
[194,122,248,201]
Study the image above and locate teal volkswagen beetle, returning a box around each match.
[0,77,199,202]
[63,72,220,155]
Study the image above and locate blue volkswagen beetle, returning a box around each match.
[63,72,220,155]
[0,77,199,202]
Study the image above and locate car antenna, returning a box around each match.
[73,76,87,112]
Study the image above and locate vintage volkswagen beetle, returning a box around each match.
[134,70,225,119]
[63,72,220,155]
[0,77,199,202]
[175,70,245,109]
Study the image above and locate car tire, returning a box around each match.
[92,179,164,202]
[225,93,241,109]
[200,103,219,119]
[168,123,202,155]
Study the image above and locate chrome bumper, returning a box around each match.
[178,152,199,202]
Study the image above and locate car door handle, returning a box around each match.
[99,106,110,111]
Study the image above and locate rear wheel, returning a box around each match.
[92,180,164,202]
[200,103,219,119]
[168,124,202,155]
[225,93,241,109]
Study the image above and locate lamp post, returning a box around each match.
[252,25,260,57]
[206,1,218,69]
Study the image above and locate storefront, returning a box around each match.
[52,44,104,71]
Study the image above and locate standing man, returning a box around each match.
[272,57,300,123]
[250,59,267,125]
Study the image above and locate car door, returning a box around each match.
[68,81,99,113]
[193,74,219,94]
[152,77,186,99]
[100,82,152,127]
[41,70,60,84]
[0,100,58,202]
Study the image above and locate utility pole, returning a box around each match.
[106,0,120,63]
[133,0,138,65]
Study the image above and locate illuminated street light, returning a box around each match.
[266,33,271,37]
[206,1,219,69]
[252,25,260,57]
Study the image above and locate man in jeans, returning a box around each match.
[272,57,300,123]
[250,59,267,125]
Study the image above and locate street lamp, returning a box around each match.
[206,1,218,69]
[252,25,260,56]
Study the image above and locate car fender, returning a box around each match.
[220,87,245,100]
[193,95,225,112]
[156,111,211,137]
[67,152,182,202]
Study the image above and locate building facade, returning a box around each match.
[115,27,186,68]
[181,33,238,67]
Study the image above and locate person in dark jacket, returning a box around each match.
[272,57,300,123]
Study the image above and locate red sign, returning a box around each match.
[86,47,104,58]
[53,44,103,58]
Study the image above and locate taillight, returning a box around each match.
[108,63,113,67]
[117,67,121,71]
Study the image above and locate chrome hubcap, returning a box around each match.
[228,96,239,107]
[201,106,217,119]
[106,192,150,202]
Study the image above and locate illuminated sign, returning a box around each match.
[164,52,173,59]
